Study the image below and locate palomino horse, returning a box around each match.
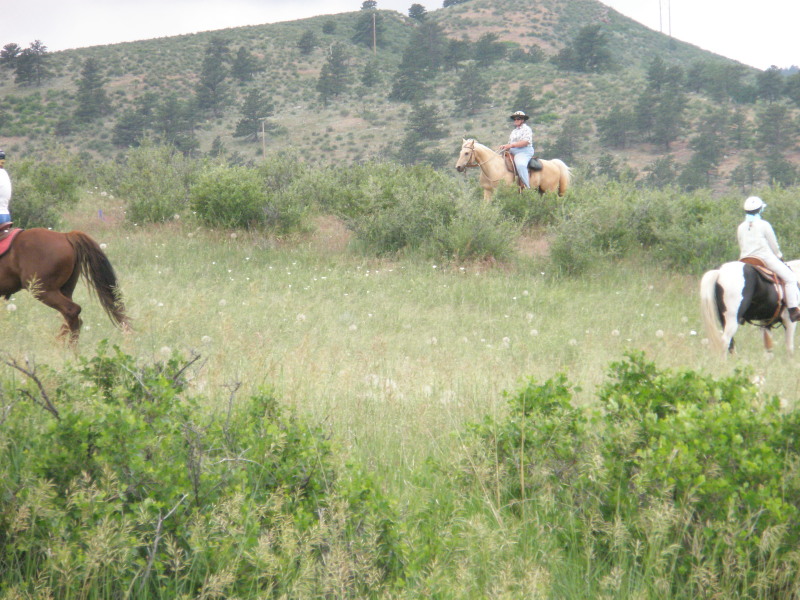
[455,139,571,202]
[0,228,129,344]
[700,259,800,354]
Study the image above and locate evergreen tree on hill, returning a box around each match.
[554,25,613,73]
[13,40,50,86]
[231,46,262,83]
[74,58,111,122]
[195,37,231,117]
[234,89,275,142]
[317,43,350,105]
[352,7,386,49]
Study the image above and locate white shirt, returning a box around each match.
[738,217,782,261]
[0,168,11,215]
[508,123,533,147]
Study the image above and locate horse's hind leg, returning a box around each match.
[721,317,739,354]
[35,289,83,345]
[762,328,774,353]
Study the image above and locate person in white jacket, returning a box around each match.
[0,150,11,226]
[737,195,800,322]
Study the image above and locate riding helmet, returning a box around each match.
[509,111,529,121]
[743,196,766,213]
[0,150,5,160]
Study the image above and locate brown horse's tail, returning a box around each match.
[66,231,129,329]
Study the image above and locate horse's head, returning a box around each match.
[455,139,476,172]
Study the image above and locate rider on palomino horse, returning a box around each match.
[498,111,535,189]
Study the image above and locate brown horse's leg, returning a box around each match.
[35,289,83,344]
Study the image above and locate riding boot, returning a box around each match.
[789,307,800,322]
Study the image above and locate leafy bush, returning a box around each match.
[461,353,800,597]
[0,343,404,597]
[6,151,83,228]
[548,182,743,275]
[427,200,518,261]
[113,140,198,224]
[190,164,269,229]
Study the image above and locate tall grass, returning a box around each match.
[4,175,800,597]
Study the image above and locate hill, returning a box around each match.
[1,0,798,193]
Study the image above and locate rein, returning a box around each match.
[461,144,508,184]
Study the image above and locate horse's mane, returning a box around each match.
[463,138,489,150]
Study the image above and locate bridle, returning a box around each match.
[458,141,508,183]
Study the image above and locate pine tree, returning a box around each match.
[408,4,427,20]
[555,25,612,73]
[397,102,447,164]
[756,66,784,103]
[352,8,385,49]
[231,47,261,83]
[452,64,488,114]
[361,59,381,87]
[598,104,635,149]
[195,37,231,117]
[297,30,317,56]
[14,40,50,86]
[234,89,275,141]
[316,43,350,105]
[74,57,111,122]
[0,43,21,68]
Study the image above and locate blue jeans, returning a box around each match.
[510,146,535,188]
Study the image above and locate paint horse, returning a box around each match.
[700,258,800,354]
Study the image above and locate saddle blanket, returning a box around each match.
[0,228,22,258]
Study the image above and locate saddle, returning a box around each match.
[739,257,785,324]
[740,257,782,285]
[0,226,22,258]
[502,153,544,184]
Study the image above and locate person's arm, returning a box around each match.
[500,140,528,150]
[764,222,783,258]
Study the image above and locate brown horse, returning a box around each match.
[0,228,129,344]
[455,139,571,202]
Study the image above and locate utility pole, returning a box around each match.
[372,12,377,56]
[260,118,266,158]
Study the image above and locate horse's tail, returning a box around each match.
[700,268,726,353]
[551,159,572,195]
[66,231,129,329]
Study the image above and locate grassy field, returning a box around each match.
[4,195,799,490]
[6,192,800,598]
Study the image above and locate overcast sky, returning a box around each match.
[1,0,797,70]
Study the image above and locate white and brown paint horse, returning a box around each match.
[700,259,800,354]
[454,139,571,202]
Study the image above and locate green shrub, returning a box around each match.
[114,141,198,224]
[0,342,404,597]
[460,353,800,597]
[427,200,518,261]
[6,151,83,228]
[190,164,269,229]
